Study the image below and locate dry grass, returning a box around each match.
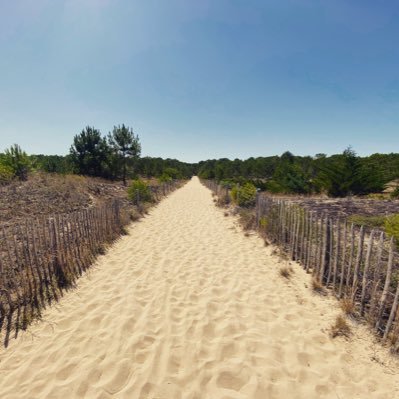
[340,298,357,319]
[0,172,129,226]
[120,226,129,236]
[331,315,351,338]
[311,278,327,296]
[279,266,294,279]
[238,209,256,231]
[130,209,141,222]
[97,244,107,255]
[387,333,399,354]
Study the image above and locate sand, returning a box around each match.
[0,177,398,399]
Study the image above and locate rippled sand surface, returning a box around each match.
[0,177,398,398]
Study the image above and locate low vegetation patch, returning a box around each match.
[279,266,294,279]
[347,213,399,246]
[238,208,256,231]
[391,187,399,199]
[331,315,351,338]
[130,209,141,221]
[311,278,327,295]
[347,214,386,229]
[384,214,399,246]
[230,182,257,207]
[128,179,153,204]
[340,298,357,319]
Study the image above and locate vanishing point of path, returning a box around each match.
[0,177,398,399]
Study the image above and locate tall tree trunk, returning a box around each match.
[123,158,127,186]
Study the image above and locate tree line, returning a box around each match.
[0,125,196,184]
[1,131,399,198]
[197,148,399,197]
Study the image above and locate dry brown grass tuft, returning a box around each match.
[279,266,294,279]
[311,278,327,295]
[130,210,141,222]
[387,333,399,354]
[120,226,129,236]
[238,209,256,231]
[331,315,351,338]
[97,245,107,255]
[340,298,357,318]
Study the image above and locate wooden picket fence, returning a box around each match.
[0,180,182,346]
[203,180,399,349]
[0,201,130,346]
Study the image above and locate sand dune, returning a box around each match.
[0,177,398,398]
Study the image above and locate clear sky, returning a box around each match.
[0,0,398,162]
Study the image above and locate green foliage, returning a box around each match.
[128,179,152,203]
[316,147,385,197]
[347,213,399,247]
[108,124,141,185]
[347,214,386,229]
[2,144,31,180]
[136,157,195,179]
[230,182,257,207]
[198,147,398,197]
[259,217,268,228]
[159,173,172,183]
[384,214,399,245]
[391,187,399,199]
[162,167,182,179]
[0,163,14,184]
[69,127,111,178]
[30,154,73,174]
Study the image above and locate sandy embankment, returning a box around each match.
[0,177,398,398]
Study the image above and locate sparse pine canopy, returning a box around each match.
[69,126,110,178]
[108,124,141,185]
[2,144,31,181]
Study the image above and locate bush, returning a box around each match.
[347,214,386,229]
[330,315,351,338]
[230,182,257,207]
[128,179,152,203]
[391,187,399,199]
[162,167,181,179]
[159,173,172,183]
[2,144,31,180]
[385,214,399,246]
[0,163,14,185]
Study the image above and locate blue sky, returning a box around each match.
[0,0,398,162]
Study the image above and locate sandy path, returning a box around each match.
[0,177,398,399]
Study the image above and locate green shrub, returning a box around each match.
[0,163,14,184]
[162,167,181,179]
[347,214,386,229]
[2,144,31,180]
[128,179,152,203]
[158,173,172,183]
[259,217,268,228]
[230,182,257,207]
[384,214,399,246]
[265,180,285,193]
[391,187,399,199]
